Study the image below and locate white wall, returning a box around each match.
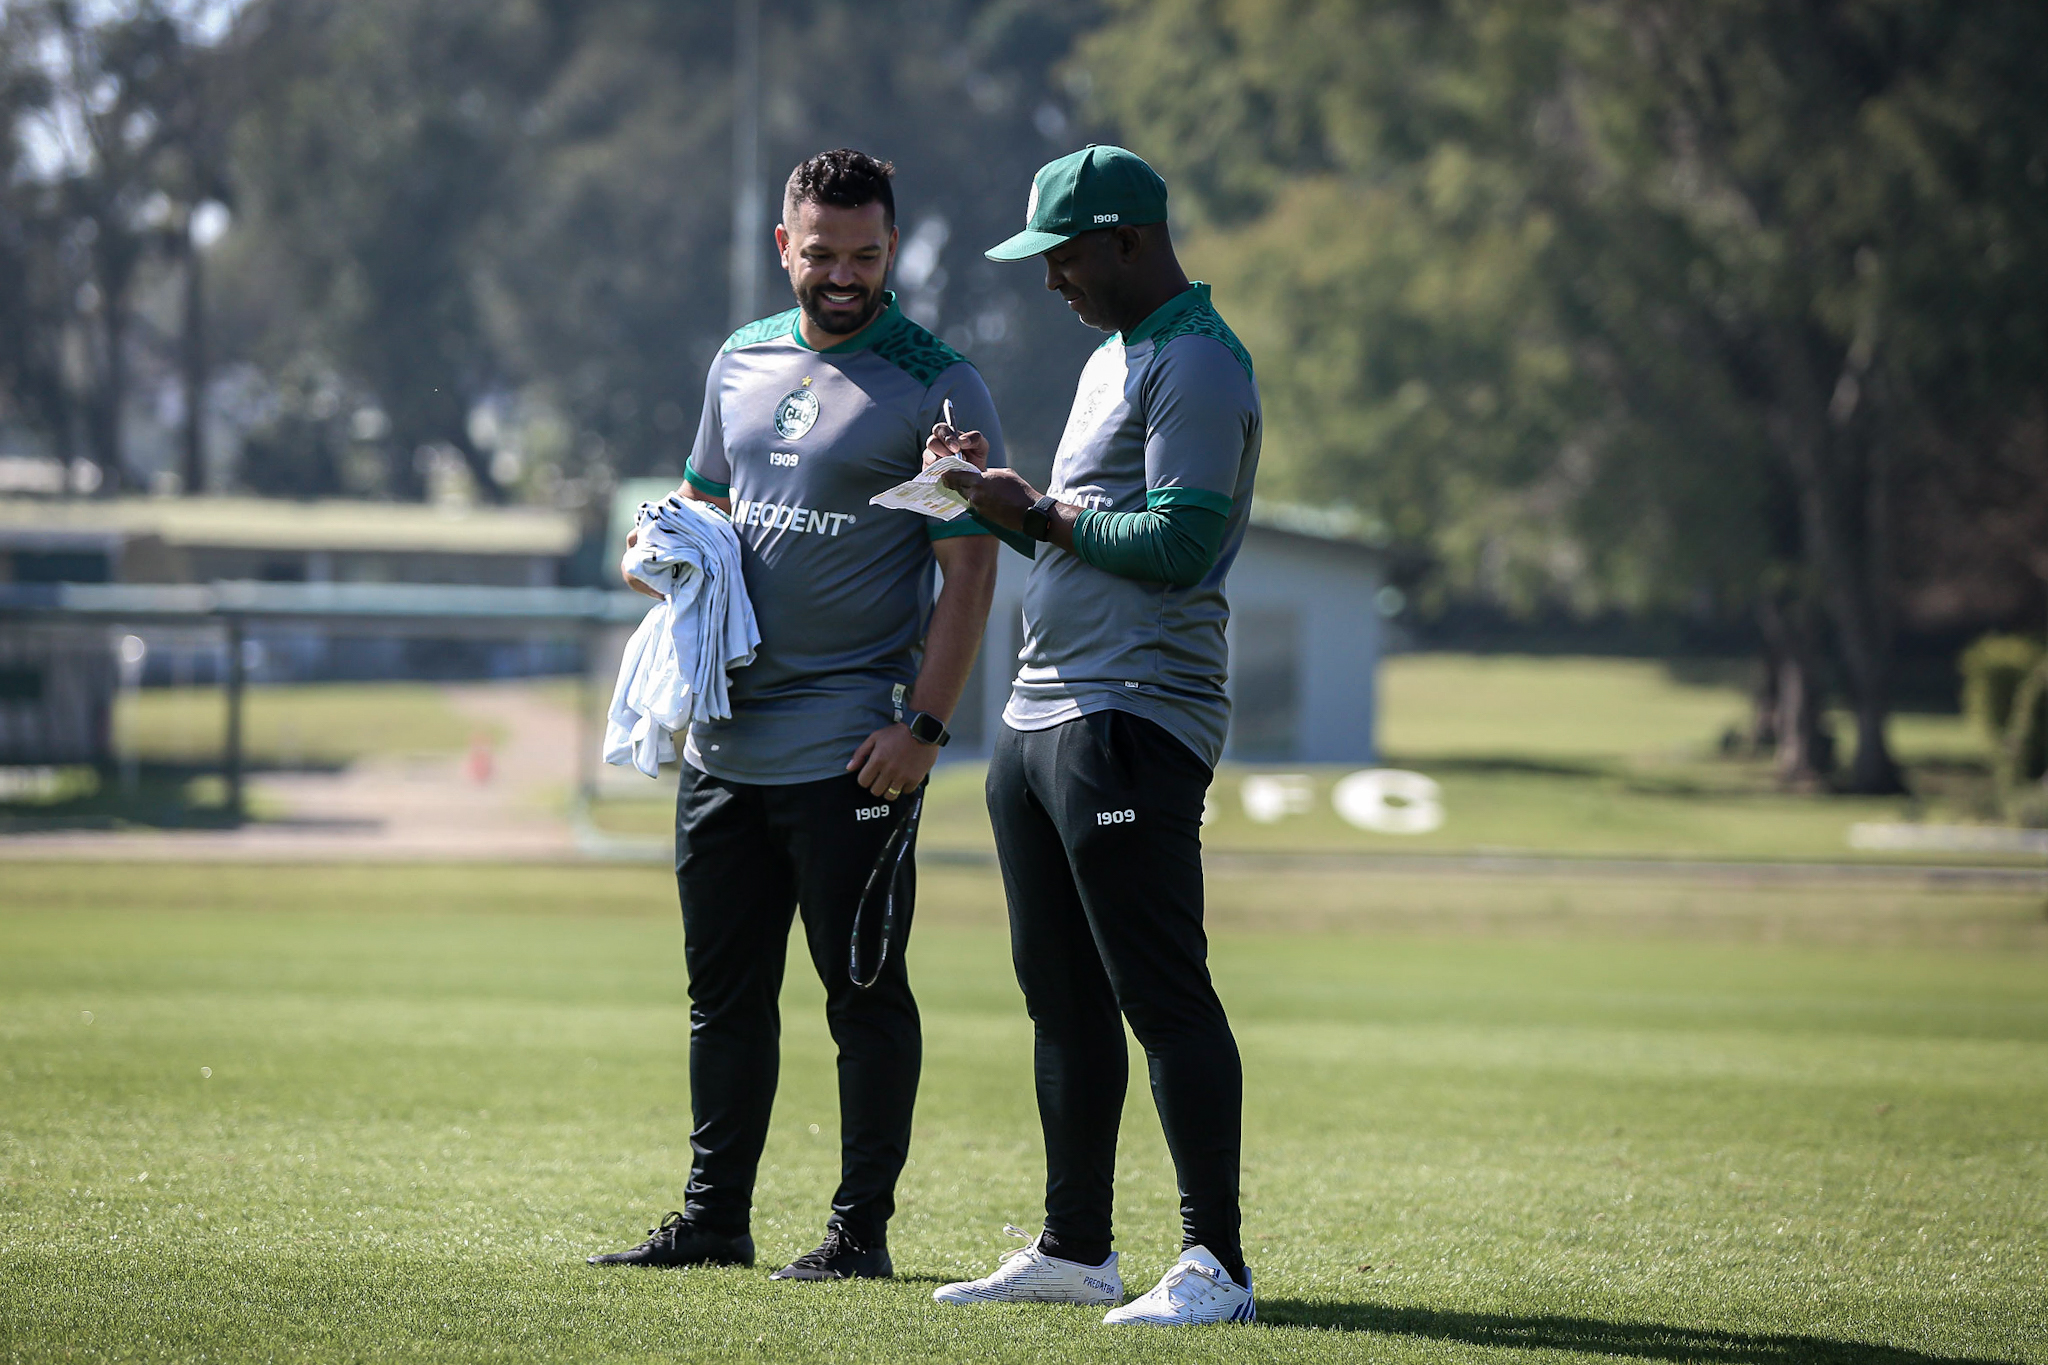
[1221,528,1382,763]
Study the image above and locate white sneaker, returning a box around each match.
[932,1226,1123,1306]
[1101,1245,1254,1325]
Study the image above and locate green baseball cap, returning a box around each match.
[985,145,1169,261]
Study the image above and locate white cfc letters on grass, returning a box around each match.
[1241,773,1314,824]
[1333,769,1444,835]
[1234,769,1446,834]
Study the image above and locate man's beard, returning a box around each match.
[797,279,886,336]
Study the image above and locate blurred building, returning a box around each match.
[0,495,577,587]
[0,625,116,766]
[964,503,1388,764]
[0,497,589,685]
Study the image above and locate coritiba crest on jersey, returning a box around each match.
[774,378,820,440]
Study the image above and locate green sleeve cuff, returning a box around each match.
[926,516,992,541]
[1071,502,1229,587]
[969,509,1038,559]
[1145,485,1233,515]
[683,462,730,498]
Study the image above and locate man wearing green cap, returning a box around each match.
[926,146,1261,1328]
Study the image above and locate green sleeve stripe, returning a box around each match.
[926,517,991,541]
[1071,503,1228,587]
[683,463,730,498]
[1145,486,1232,516]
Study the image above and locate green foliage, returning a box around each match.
[226,0,568,500]
[1959,633,2046,805]
[215,0,1110,502]
[1074,0,1784,616]
[1078,0,2048,793]
[1960,634,2044,743]
[0,1,233,488]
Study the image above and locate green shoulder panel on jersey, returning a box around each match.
[868,313,972,386]
[721,308,800,353]
[1155,303,1254,384]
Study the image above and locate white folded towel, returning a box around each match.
[603,495,759,777]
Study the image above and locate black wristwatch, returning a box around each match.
[1020,494,1060,542]
[904,710,951,747]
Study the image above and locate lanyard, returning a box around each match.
[849,785,922,989]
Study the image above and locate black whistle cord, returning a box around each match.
[849,787,923,989]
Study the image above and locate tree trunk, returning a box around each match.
[1765,328,1907,794]
[180,235,207,496]
[1775,654,1833,789]
[89,303,128,496]
[86,219,142,498]
[449,428,506,505]
[1748,646,1780,754]
[1757,594,1833,789]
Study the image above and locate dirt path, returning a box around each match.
[0,682,592,862]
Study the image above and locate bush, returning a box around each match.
[1961,634,2047,790]
[1961,635,2042,738]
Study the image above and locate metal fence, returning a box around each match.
[0,581,649,818]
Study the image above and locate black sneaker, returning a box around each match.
[769,1225,893,1280]
[587,1211,755,1267]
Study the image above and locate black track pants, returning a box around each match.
[673,765,921,1247]
[986,710,1243,1264]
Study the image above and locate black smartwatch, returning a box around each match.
[1021,494,1060,542]
[904,710,951,747]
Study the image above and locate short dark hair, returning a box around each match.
[784,148,896,227]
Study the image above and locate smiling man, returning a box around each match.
[927,146,1262,1327]
[589,148,1001,1282]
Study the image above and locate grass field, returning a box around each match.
[4,863,2045,1363]
[12,654,2021,859]
[117,682,488,767]
[0,683,491,829]
[595,655,2024,863]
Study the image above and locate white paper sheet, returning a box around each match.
[869,455,981,521]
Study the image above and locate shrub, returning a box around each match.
[1962,634,2047,793]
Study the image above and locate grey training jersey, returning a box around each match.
[1005,283,1260,766]
[683,293,1003,784]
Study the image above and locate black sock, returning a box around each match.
[1188,1241,1248,1289]
[1037,1230,1111,1267]
[828,1220,882,1252]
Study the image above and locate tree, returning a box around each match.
[218,0,1106,505]
[227,0,603,501]
[0,1,228,492]
[479,0,1111,489]
[1078,0,2048,793]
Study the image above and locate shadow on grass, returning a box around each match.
[1257,1300,2019,1364]
[0,760,337,831]
[1381,755,1613,779]
[1,764,227,831]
